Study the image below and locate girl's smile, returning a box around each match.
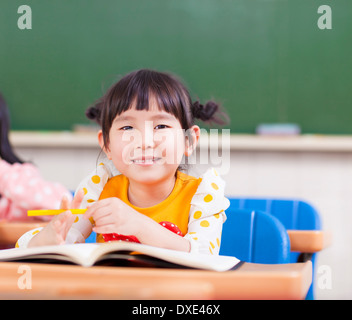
[130,156,162,166]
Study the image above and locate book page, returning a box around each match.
[91,242,240,271]
[0,243,100,266]
[0,242,240,271]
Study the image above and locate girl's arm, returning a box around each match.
[130,213,191,252]
[75,160,117,209]
[184,213,225,254]
[15,160,116,247]
[84,197,191,252]
[56,159,117,245]
[185,168,229,254]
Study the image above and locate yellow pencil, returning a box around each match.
[27,209,87,216]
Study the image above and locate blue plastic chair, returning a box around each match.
[220,208,290,264]
[229,197,321,299]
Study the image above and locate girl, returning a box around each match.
[18,69,230,255]
[0,93,71,222]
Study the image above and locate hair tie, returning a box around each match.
[85,100,103,125]
[192,101,205,120]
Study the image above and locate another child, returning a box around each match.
[0,93,71,222]
[17,69,230,255]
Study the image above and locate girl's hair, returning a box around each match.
[0,93,24,164]
[86,69,228,147]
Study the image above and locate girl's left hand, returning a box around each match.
[83,197,142,236]
[83,197,191,252]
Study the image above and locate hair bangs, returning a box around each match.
[100,69,196,146]
[127,70,184,123]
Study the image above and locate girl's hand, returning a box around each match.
[28,189,85,247]
[28,211,76,247]
[60,189,85,211]
[83,197,191,252]
[83,197,142,236]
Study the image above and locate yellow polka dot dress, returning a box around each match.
[76,162,229,254]
[16,159,230,254]
[185,168,229,255]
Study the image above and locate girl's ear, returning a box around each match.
[98,130,112,160]
[184,125,201,157]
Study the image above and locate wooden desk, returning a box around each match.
[0,221,47,248]
[287,230,332,253]
[0,261,311,300]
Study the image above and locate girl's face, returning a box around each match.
[99,98,199,185]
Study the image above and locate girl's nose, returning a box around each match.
[139,121,155,150]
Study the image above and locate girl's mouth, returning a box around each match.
[131,157,162,165]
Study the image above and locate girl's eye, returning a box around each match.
[120,126,133,131]
[155,124,169,130]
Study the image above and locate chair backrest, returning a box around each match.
[228,197,321,300]
[229,198,321,230]
[220,207,290,264]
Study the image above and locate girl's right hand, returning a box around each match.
[27,189,85,247]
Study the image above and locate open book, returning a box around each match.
[0,242,241,271]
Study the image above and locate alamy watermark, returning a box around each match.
[317,265,332,290]
[17,4,333,31]
[317,5,332,30]
[17,5,32,30]
[17,265,32,290]
[16,263,332,293]
[119,126,231,175]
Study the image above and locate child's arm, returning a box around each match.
[133,215,191,252]
[64,160,116,243]
[184,212,225,255]
[84,197,191,252]
[76,160,118,209]
[15,160,116,248]
[185,168,230,255]
[0,160,71,220]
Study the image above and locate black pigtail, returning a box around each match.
[85,99,103,125]
[191,100,229,126]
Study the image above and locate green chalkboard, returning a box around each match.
[0,0,351,134]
